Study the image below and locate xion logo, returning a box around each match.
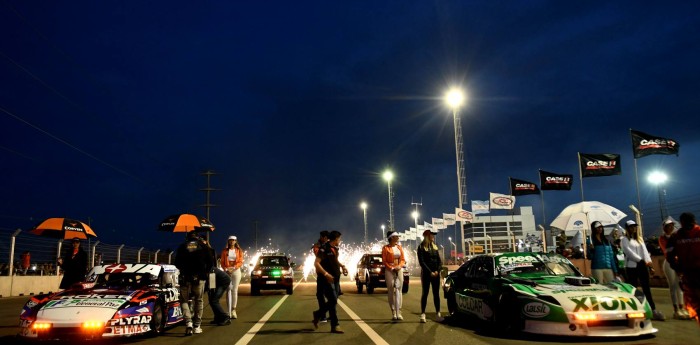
[570,296,638,312]
[492,197,513,206]
[105,264,129,273]
[523,302,550,318]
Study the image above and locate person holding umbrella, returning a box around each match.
[382,231,405,321]
[57,237,88,289]
[175,231,215,336]
[220,235,243,320]
[621,220,665,321]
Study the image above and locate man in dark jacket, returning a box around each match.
[175,232,215,335]
[58,237,88,289]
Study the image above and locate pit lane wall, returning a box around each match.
[0,275,61,297]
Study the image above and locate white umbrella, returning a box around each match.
[550,201,627,264]
[550,201,627,231]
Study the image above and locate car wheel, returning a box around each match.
[286,286,293,295]
[357,281,364,294]
[446,288,457,316]
[251,286,260,296]
[495,292,523,333]
[148,301,166,336]
[366,280,374,294]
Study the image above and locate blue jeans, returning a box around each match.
[316,279,339,327]
[209,284,228,322]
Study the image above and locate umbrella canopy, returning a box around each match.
[550,201,627,232]
[158,214,215,233]
[30,217,97,239]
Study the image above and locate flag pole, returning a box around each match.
[577,152,585,202]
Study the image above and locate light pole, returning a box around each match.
[445,88,467,258]
[383,170,395,232]
[360,202,368,245]
[381,224,386,240]
[448,236,457,261]
[411,210,419,248]
[648,171,668,221]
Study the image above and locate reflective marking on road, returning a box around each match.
[337,299,390,345]
[234,280,300,345]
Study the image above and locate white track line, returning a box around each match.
[337,299,390,345]
[234,280,301,345]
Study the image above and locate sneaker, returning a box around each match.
[331,326,344,334]
[217,319,231,326]
[320,317,328,323]
[231,310,237,319]
[652,310,666,321]
[397,311,403,320]
[419,313,426,323]
[392,311,397,321]
[193,326,203,334]
[673,311,684,320]
[682,309,693,319]
[312,310,320,329]
[435,312,445,322]
[185,327,193,336]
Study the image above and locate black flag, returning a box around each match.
[631,129,680,159]
[509,178,540,196]
[539,170,573,190]
[579,153,622,178]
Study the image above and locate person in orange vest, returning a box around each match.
[382,231,405,321]
[220,235,243,320]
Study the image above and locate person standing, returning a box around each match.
[20,251,31,275]
[57,238,88,289]
[667,212,700,325]
[220,235,243,320]
[586,221,619,284]
[175,232,215,336]
[312,231,330,322]
[382,231,406,321]
[659,219,691,319]
[621,220,665,321]
[208,267,232,325]
[312,230,344,334]
[417,229,443,323]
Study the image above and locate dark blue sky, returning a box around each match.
[2,1,699,255]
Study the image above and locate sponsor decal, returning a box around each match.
[523,302,550,318]
[105,264,129,274]
[457,295,493,318]
[492,197,513,207]
[171,305,183,318]
[569,296,638,312]
[573,220,584,227]
[111,324,150,335]
[109,315,152,326]
[585,160,617,169]
[545,176,570,183]
[457,210,473,222]
[45,296,127,309]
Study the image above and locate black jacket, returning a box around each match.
[417,243,442,274]
[59,247,88,289]
[175,239,215,280]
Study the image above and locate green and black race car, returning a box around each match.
[443,252,657,337]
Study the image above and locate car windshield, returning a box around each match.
[497,254,577,277]
[260,257,288,266]
[370,256,383,264]
[94,273,152,289]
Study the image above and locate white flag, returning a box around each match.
[443,213,456,226]
[455,208,474,223]
[432,217,446,230]
[417,224,425,232]
[490,192,516,210]
[424,221,432,230]
[471,200,490,214]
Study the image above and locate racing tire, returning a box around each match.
[366,280,375,294]
[495,292,523,334]
[286,286,293,295]
[148,301,166,336]
[446,288,457,316]
[251,286,261,296]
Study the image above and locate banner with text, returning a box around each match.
[539,170,573,190]
[579,153,622,178]
[489,192,516,209]
[509,177,540,196]
[443,213,456,226]
[631,129,680,158]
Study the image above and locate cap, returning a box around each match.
[422,229,437,236]
[228,235,237,240]
[387,232,399,238]
[72,237,81,242]
[591,221,603,229]
[625,220,637,227]
[663,219,674,226]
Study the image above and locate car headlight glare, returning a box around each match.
[372,268,381,273]
[627,312,645,319]
[574,313,597,321]
[32,322,52,330]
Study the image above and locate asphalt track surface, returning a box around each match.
[1,277,698,345]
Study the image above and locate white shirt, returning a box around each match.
[228,249,237,262]
[620,235,651,268]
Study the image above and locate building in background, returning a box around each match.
[463,206,537,254]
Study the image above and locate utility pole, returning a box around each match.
[199,170,221,242]
[253,221,259,252]
[411,197,422,250]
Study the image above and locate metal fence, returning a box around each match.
[0,229,173,276]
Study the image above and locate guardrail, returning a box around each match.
[0,229,173,297]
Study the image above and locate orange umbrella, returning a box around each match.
[30,217,97,239]
[158,213,215,233]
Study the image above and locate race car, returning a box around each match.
[19,263,183,340]
[443,252,657,337]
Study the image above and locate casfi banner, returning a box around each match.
[539,170,573,190]
[630,129,680,159]
[509,177,540,196]
[579,153,621,178]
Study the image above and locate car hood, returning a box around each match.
[35,289,136,325]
